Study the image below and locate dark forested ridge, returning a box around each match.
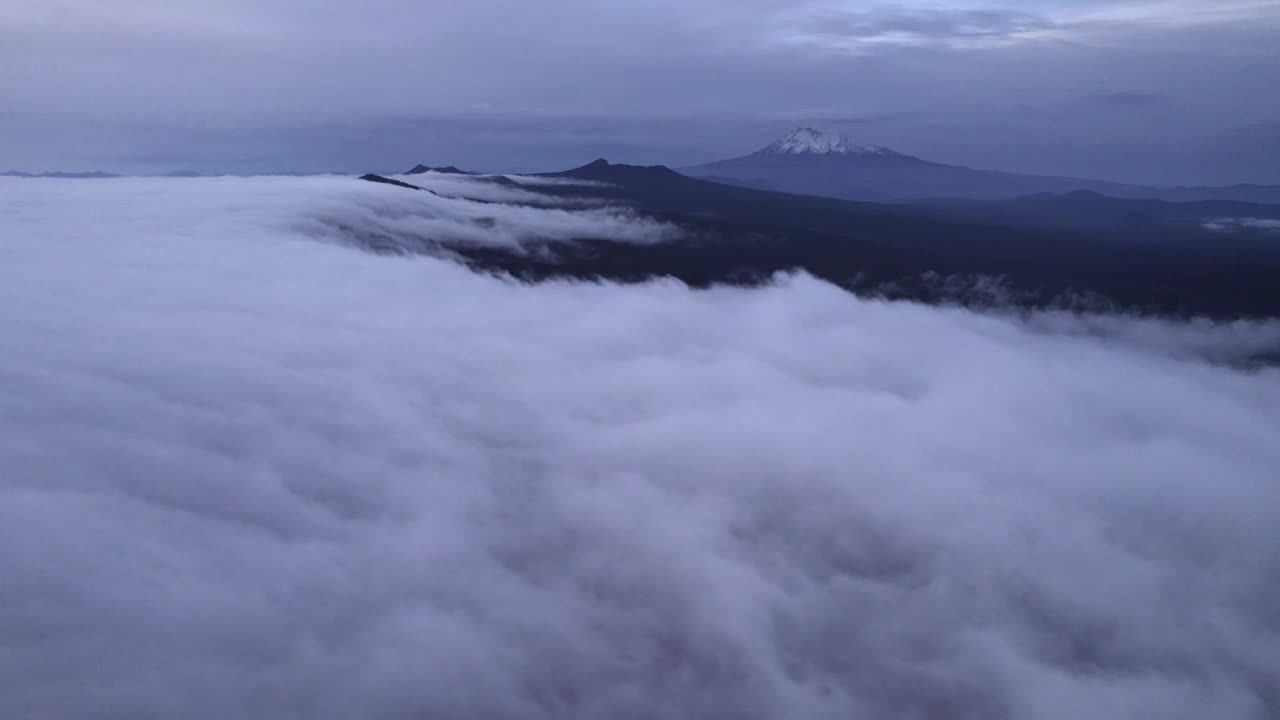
[361,163,1280,319]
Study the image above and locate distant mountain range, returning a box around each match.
[1,170,119,179]
[10,127,1276,204]
[682,128,1280,204]
[405,164,475,176]
[1,170,314,179]
[360,158,1280,319]
[920,190,1280,229]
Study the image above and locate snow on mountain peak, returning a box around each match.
[762,128,899,157]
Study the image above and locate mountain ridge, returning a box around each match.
[405,164,475,176]
[2,170,119,179]
[361,156,1280,319]
[545,158,691,185]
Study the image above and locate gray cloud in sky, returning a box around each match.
[0,0,1277,183]
[1092,90,1168,109]
[785,7,1057,49]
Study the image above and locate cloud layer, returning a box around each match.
[1,177,1279,719]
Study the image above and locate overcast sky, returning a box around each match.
[2,0,1278,183]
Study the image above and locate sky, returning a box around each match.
[2,0,1279,183]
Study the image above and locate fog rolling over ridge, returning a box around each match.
[2,176,1279,719]
[409,160,1280,320]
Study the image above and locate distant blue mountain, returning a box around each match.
[2,170,119,179]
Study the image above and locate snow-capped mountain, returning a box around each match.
[680,127,940,201]
[759,128,902,158]
[681,128,1280,203]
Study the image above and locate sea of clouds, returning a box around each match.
[1,176,1278,719]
